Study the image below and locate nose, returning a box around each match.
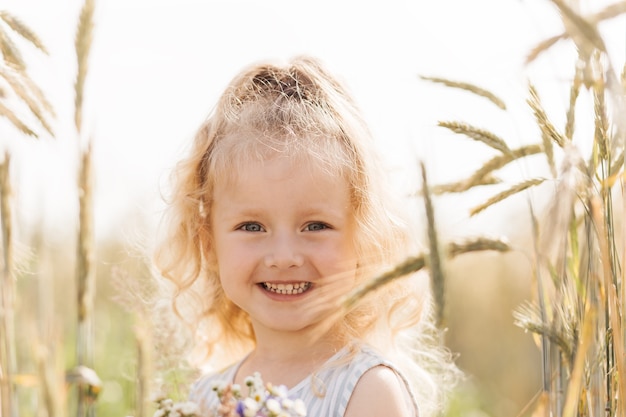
[264,232,304,269]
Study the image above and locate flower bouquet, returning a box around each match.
[152,372,307,417]
[212,372,307,417]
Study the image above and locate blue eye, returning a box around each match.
[305,222,329,231]
[238,223,264,232]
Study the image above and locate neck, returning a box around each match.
[256,327,341,360]
[235,322,347,388]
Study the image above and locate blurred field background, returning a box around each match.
[1,0,625,416]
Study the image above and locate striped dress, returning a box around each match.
[189,344,419,417]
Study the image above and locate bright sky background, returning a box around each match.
[2,0,625,244]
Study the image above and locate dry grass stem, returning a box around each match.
[343,237,512,310]
[74,12,97,416]
[0,152,15,417]
[343,255,426,309]
[35,343,63,417]
[592,61,609,163]
[76,143,96,417]
[590,196,626,413]
[0,25,24,70]
[421,162,445,327]
[0,11,55,138]
[419,1,625,415]
[437,121,511,154]
[589,2,626,23]
[0,11,48,55]
[76,144,95,324]
[431,175,501,195]
[527,206,552,395]
[551,0,607,56]
[135,324,152,417]
[14,67,55,115]
[564,65,583,141]
[470,178,547,217]
[528,84,561,178]
[455,144,544,195]
[473,144,544,180]
[526,33,567,65]
[513,302,573,364]
[0,100,36,136]
[525,1,626,65]
[446,237,511,257]
[561,306,596,417]
[610,151,625,178]
[605,71,626,163]
[73,0,94,133]
[539,146,589,262]
[110,268,157,415]
[431,144,543,196]
[528,83,567,148]
[419,75,506,110]
[0,66,54,135]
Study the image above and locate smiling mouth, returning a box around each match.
[261,282,312,295]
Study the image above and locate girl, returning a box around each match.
[154,55,460,417]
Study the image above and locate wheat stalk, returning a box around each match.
[421,162,446,327]
[135,323,152,417]
[419,76,507,110]
[526,33,568,65]
[73,2,96,416]
[470,178,547,217]
[343,237,510,309]
[561,304,596,417]
[592,58,610,164]
[437,121,511,154]
[0,65,54,136]
[446,237,511,257]
[431,174,501,194]
[432,144,543,196]
[551,0,607,57]
[513,301,574,364]
[35,340,64,417]
[0,24,24,70]
[423,1,626,415]
[524,1,626,65]
[73,0,94,133]
[0,11,54,139]
[76,142,95,323]
[0,100,36,136]
[527,83,562,177]
[0,11,49,55]
[0,152,16,417]
[591,196,626,414]
[564,65,583,141]
[75,141,96,417]
[343,255,426,309]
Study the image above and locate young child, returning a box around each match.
[154,55,460,417]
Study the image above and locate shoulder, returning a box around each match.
[344,365,415,417]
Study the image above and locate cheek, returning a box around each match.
[213,240,258,286]
[318,243,358,281]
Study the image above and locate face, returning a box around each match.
[210,154,358,335]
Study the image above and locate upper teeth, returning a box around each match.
[263,282,311,295]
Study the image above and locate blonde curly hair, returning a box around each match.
[154,55,460,417]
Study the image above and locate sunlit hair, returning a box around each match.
[154,55,460,417]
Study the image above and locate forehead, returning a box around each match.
[211,156,354,222]
[217,153,347,194]
[209,130,352,188]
